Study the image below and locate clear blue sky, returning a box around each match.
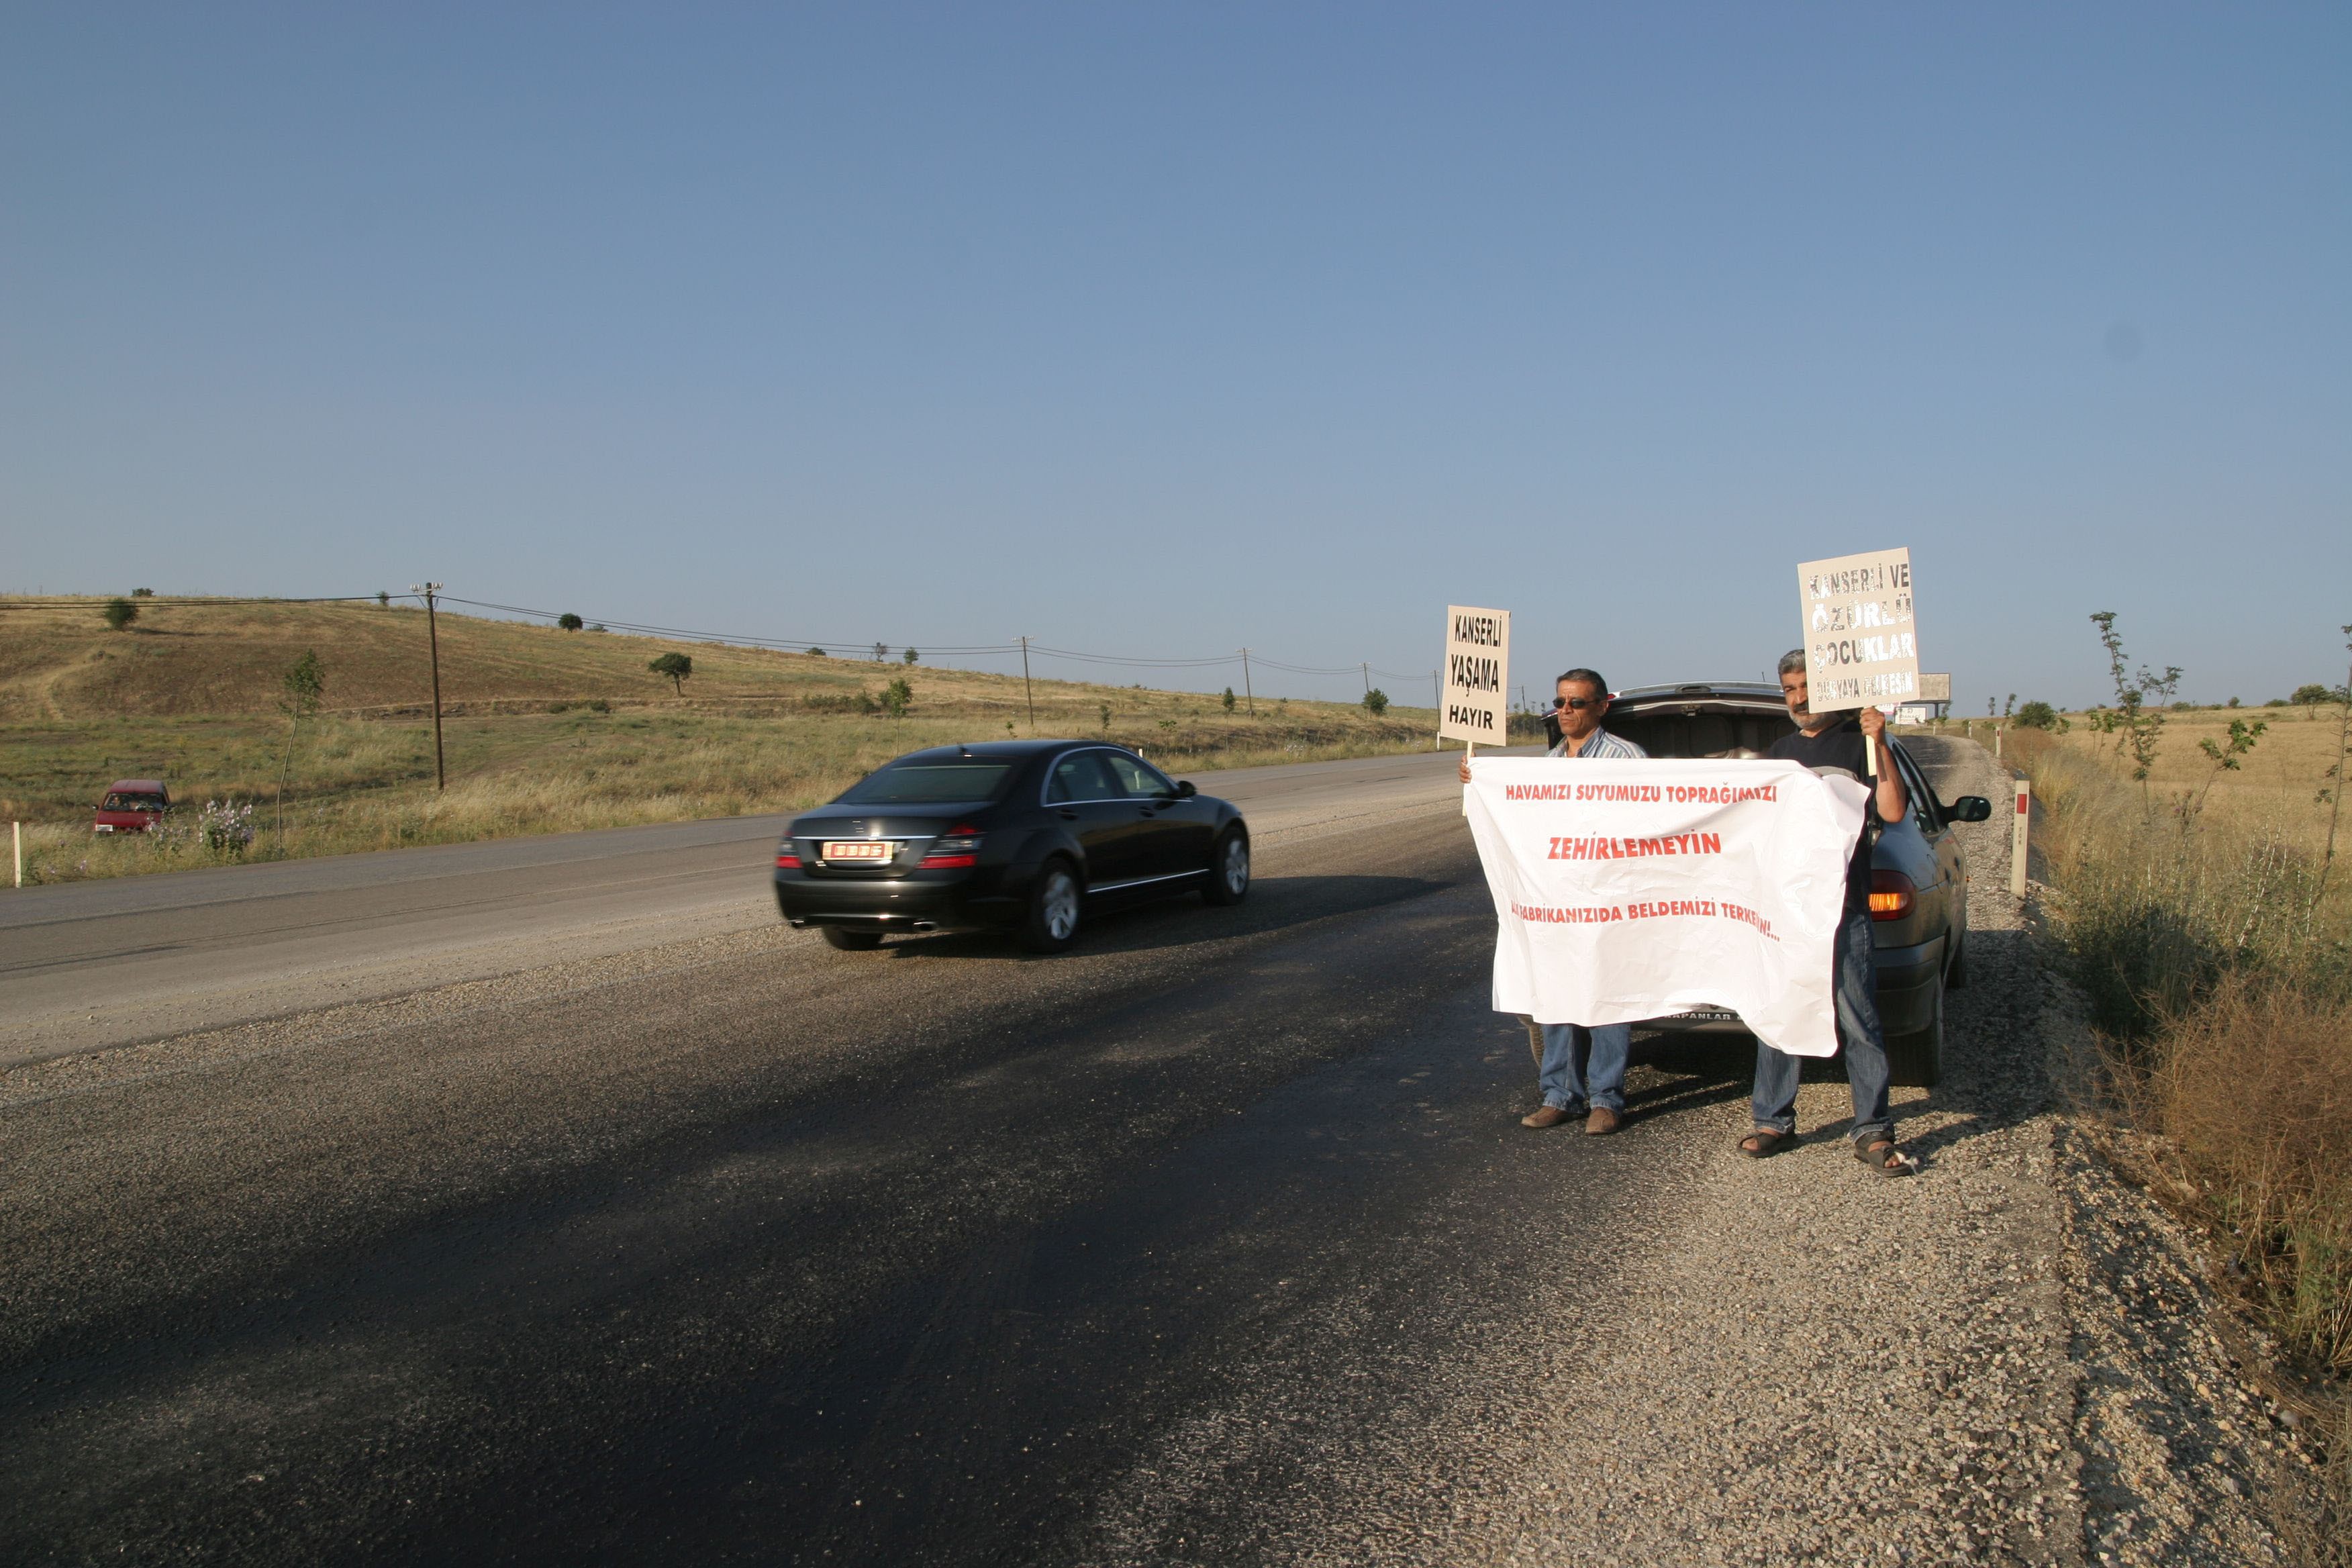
[5,4,2345,710]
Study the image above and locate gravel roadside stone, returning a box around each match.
[1078,736,2325,1567]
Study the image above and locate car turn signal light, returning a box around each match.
[920,826,984,869]
[1868,869,1916,921]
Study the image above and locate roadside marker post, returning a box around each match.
[2010,777,2031,901]
[12,821,19,889]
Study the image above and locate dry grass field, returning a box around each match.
[1,596,1455,883]
[2016,703,2351,1536]
[2039,703,2349,856]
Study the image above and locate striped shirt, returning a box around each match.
[1547,726,1647,760]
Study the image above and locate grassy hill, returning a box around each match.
[1,596,1454,883]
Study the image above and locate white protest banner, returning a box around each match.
[1440,605,1510,747]
[1463,758,1868,1058]
[1798,548,1920,712]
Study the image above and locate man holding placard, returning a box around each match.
[1747,545,1924,1176]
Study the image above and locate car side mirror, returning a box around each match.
[1173,780,1197,798]
[1947,795,1992,823]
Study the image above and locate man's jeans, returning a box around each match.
[1541,1022,1632,1114]
[1751,905,1894,1142]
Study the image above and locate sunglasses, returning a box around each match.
[1554,696,1604,711]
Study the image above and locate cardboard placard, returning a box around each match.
[1797,548,1920,712]
[1440,605,1510,746]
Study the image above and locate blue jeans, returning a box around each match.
[1540,1022,1632,1114]
[1751,906,1894,1142]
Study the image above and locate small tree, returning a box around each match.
[648,652,693,695]
[377,590,391,607]
[902,646,919,665]
[1221,687,1236,713]
[103,597,138,631]
[880,676,912,718]
[2090,611,2181,789]
[132,587,154,597]
[2013,700,2057,730]
[1099,703,1112,730]
[558,612,584,631]
[2314,625,2352,905]
[1363,688,1389,716]
[871,642,889,662]
[276,650,326,853]
[2294,683,2333,705]
[807,646,826,657]
[2182,716,2265,828]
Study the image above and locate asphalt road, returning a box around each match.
[1,747,1502,1067]
[0,739,2032,1565]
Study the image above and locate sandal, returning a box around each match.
[1739,1128,1793,1159]
[1857,1134,1918,1178]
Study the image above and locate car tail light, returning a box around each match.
[776,848,801,869]
[1869,869,1916,921]
[920,825,984,869]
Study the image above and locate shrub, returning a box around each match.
[198,799,256,854]
[902,647,919,665]
[1221,687,1236,712]
[377,591,391,607]
[2296,684,2335,705]
[648,652,692,694]
[103,597,138,631]
[558,612,584,631]
[807,646,826,657]
[880,677,912,718]
[132,587,154,597]
[2013,700,2057,730]
[1363,688,1389,716]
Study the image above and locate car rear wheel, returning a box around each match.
[1019,859,1082,954]
[820,926,883,952]
[1200,828,1250,906]
[1884,980,1944,1088]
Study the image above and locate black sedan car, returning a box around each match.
[774,740,1251,953]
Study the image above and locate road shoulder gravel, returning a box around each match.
[1078,735,2331,1567]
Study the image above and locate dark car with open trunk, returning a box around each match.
[1557,682,1992,1086]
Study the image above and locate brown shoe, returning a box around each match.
[1583,1107,1623,1136]
[1520,1105,1575,1130]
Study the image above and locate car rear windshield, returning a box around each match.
[835,761,1015,805]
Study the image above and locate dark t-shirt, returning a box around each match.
[1768,718,1880,914]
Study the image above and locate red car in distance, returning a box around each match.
[93,779,172,834]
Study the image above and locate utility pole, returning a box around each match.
[1361,662,1371,699]
[1240,648,1255,716]
[411,582,446,790]
[1018,636,1036,733]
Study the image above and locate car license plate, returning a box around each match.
[823,841,893,862]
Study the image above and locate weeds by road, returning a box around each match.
[2019,719,2351,1558]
